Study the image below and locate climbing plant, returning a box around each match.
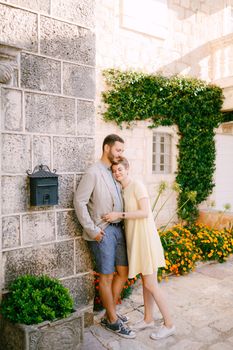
[102,69,229,223]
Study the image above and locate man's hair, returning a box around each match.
[102,134,124,152]
[112,157,129,169]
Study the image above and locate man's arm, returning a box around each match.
[74,171,101,240]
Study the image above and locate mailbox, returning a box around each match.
[27,164,59,206]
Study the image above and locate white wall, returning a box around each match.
[214,133,233,211]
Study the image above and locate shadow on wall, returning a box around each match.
[157,32,233,81]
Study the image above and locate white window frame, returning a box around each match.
[152,132,172,174]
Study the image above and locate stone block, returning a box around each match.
[1,89,23,131]
[2,133,31,173]
[0,4,37,51]
[33,135,51,168]
[63,63,95,99]
[2,215,20,249]
[77,100,95,136]
[1,176,29,215]
[5,0,50,13]
[57,174,75,208]
[21,53,61,93]
[22,212,55,245]
[51,0,94,28]
[53,137,94,172]
[75,238,93,273]
[57,210,82,239]
[3,240,74,287]
[40,16,95,65]
[62,273,94,307]
[25,92,75,135]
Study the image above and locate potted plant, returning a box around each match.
[0,274,84,350]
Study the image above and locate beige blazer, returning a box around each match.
[73,161,122,241]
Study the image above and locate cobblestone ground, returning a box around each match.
[80,255,233,349]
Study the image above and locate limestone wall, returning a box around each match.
[95,0,233,226]
[0,0,96,322]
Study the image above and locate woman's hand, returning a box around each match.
[102,212,121,222]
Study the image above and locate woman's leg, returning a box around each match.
[142,283,155,323]
[141,273,173,328]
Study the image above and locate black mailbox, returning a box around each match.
[27,165,59,206]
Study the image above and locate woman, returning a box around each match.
[103,157,175,340]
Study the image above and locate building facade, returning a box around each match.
[1,0,233,321]
[95,0,233,226]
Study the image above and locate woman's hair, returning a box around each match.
[112,157,129,169]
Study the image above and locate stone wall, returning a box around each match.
[0,0,96,324]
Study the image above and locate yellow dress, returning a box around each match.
[123,180,165,278]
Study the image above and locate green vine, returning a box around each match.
[102,69,228,223]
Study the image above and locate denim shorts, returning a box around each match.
[87,223,128,274]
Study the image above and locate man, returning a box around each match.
[74,134,135,339]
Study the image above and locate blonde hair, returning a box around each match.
[112,157,129,169]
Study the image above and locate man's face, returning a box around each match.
[106,141,124,163]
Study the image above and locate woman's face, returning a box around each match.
[112,163,128,182]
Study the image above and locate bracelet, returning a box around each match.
[122,212,125,218]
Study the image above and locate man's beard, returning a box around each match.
[107,151,119,164]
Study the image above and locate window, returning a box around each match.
[152,132,171,174]
[120,0,168,39]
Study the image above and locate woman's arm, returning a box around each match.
[103,197,149,222]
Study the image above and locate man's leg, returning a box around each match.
[99,272,118,323]
[112,265,128,304]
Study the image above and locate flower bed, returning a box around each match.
[158,224,233,280]
[93,224,233,310]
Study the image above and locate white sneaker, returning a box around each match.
[132,319,154,331]
[150,325,176,340]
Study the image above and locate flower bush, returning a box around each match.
[158,225,200,280]
[189,224,233,263]
[93,224,233,310]
[158,224,233,281]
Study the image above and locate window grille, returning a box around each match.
[152,132,171,174]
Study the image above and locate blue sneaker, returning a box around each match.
[105,319,136,339]
[101,313,129,326]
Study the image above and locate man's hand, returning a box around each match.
[95,229,105,242]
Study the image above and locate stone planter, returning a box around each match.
[0,309,84,350]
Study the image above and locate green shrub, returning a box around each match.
[102,69,225,223]
[0,275,74,325]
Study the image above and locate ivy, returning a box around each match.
[102,69,230,223]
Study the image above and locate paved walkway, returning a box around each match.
[80,256,233,349]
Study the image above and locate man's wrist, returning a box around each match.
[122,212,125,219]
